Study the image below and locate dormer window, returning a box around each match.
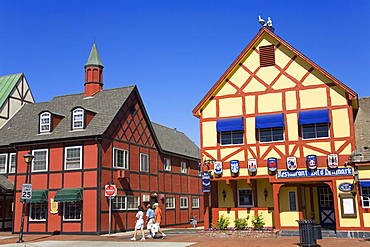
[73,108,84,130]
[40,112,51,132]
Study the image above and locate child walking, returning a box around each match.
[130,205,145,241]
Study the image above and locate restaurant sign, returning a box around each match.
[277,167,352,178]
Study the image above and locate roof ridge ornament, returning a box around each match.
[258,15,275,32]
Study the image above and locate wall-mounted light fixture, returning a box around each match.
[263,188,268,201]
[353,167,359,183]
[222,189,227,202]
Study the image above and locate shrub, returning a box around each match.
[251,214,265,230]
[215,215,230,230]
[234,217,248,230]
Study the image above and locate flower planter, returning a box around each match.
[198,229,281,238]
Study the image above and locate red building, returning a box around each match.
[0,43,202,234]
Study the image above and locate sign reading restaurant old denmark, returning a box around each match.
[277,167,353,178]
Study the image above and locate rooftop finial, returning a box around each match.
[258,15,275,32]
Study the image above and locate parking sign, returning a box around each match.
[21,183,32,200]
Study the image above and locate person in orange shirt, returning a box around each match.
[153,203,166,239]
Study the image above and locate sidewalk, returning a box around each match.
[1,228,370,246]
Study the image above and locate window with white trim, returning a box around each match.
[181,161,187,173]
[40,112,51,132]
[180,197,188,208]
[220,130,244,145]
[65,146,82,170]
[361,184,370,208]
[127,196,140,210]
[113,196,126,210]
[302,123,329,139]
[32,149,48,172]
[29,203,47,221]
[113,148,129,169]
[0,154,7,173]
[164,158,171,171]
[259,127,284,142]
[237,188,254,207]
[165,197,175,209]
[72,108,84,130]
[63,201,82,221]
[9,153,16,173]
[140,153,149,172]
[192,197,199,208]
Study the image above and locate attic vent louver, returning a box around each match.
[259,45,275,67]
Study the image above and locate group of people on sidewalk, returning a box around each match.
[131,203,167,241]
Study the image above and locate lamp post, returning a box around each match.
[17,152,34,243]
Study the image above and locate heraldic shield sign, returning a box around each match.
[267,158,278,172]
[214,161,223,175]
[248,159,257,173]
[230,160,240,174]
[328,154,338,169]
[287,156,297,171]
[306,155,317,170]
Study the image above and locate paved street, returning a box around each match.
[1,227,370,246]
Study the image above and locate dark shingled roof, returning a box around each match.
[152,122,199,159]
[0,86,199,159]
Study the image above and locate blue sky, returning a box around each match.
[1,0,369,146]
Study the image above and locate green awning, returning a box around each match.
[21,189,48,203]
[54,188,83,202]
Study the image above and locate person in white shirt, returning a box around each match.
[130,206,145,241]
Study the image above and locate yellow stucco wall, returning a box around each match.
[332,108,350,137]
[286,113,299,141]
[202,100,216,118]
[279,187,299,226]
[219,97,243,117]
[201,121,216,147]
[258,93,283,113]
[299,88,327,109]
[218,181,235,208]
[218,211,236,227]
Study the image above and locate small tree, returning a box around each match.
[216,215,230,230]
[251,214,265,230]
[234,217,248,230]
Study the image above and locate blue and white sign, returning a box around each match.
[230,160,240,174]
[267,158,278,172]
[202,171,211,187]
[248,159,257,173]
[277,167,353,178]
[287,157,297,171]
[202,188,211,193]
[339,182,354,192]
[306,155,317,170]
[214,161,223,175]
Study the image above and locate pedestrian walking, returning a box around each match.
[146,204,155,238]
[130,206,145,241]
[153,202,166,239]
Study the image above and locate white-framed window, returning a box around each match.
[9,153,16,173]
[237,188,254,207]
[65,146,82,170]
[220,130,244,145]
[181,161,187,173]
[140,153,149,172]
[113,196,126,210]
[361,184,370,208]
[192,197,200,209]
[0,154,7,173]
[40,112,51,132]
[29,203,47,221]
[164,158,171,171]
[127,196,140,210]
[63,201,82,221]
[72,108,84,130]
[259,127,284,142]
[165,197,175,209]
[32,149,48,172]
[113,148,128,169]
[180,197,188,209]
[302,123,329,139]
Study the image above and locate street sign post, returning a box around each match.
[21,183,32,200]
[105,184,117,235]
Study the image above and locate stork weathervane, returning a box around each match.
[258,15,274,32]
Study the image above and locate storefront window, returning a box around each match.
[29,203,47,221]
[360,184,370,208]
[238,188,253,207]
[63,201,82,221]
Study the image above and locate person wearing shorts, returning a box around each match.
[153,203,166,239]
[130,206,145,241]
[146,204,155,238]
